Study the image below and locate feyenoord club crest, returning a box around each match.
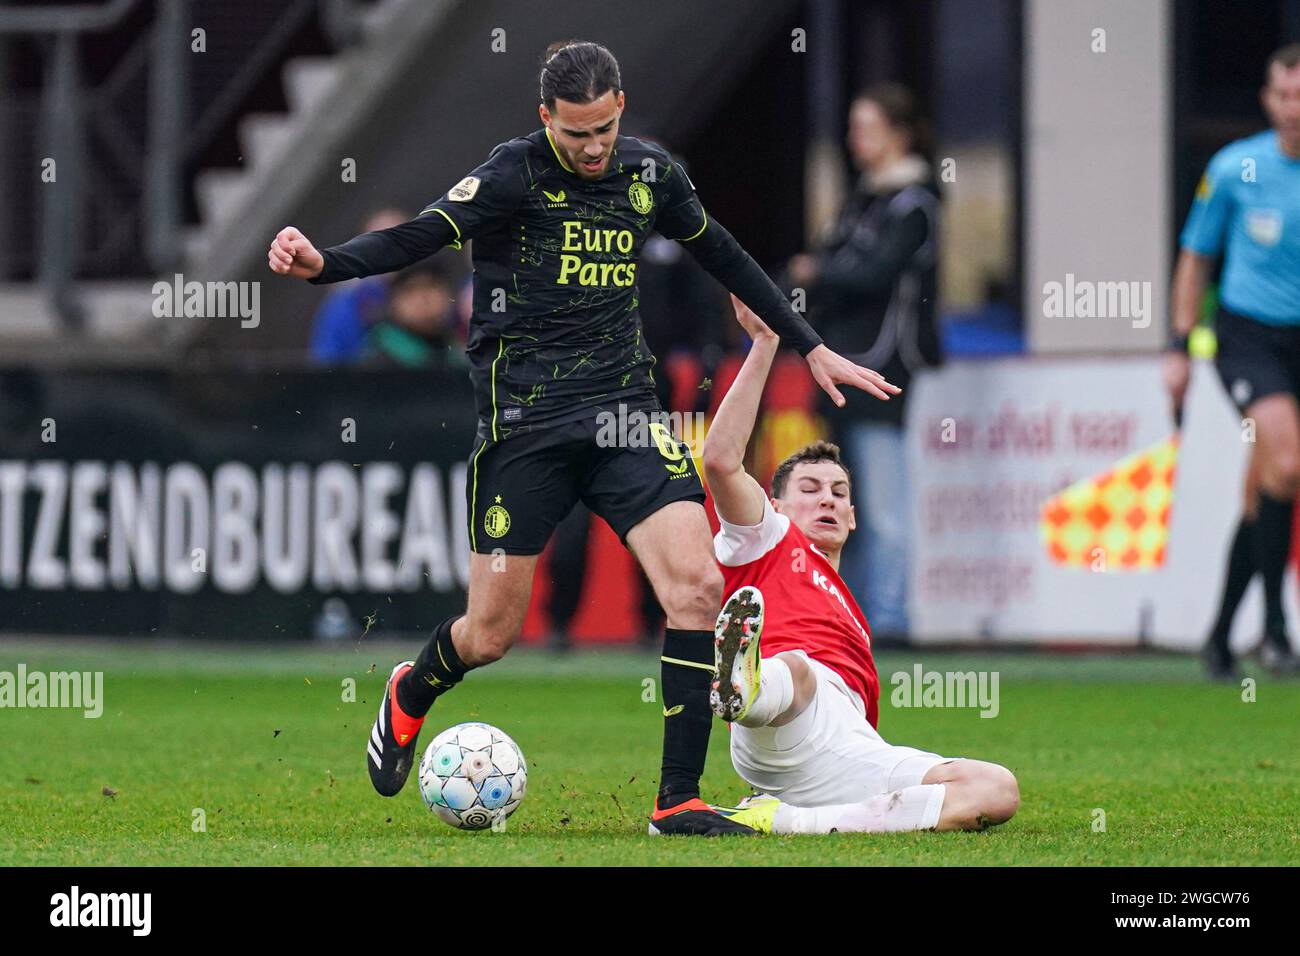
[628,180,653,215]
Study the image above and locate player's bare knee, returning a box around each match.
[927,757,974,786]
[664,565,724,623]
[928,759,1017,827]
[981,765,1020,823]
[699,563,725,603]
[1263,450,1300,497]
[953,762,1018,826]
[460,613,520,665]
[467,629,516,665]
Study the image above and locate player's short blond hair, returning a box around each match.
[769,440,853,499]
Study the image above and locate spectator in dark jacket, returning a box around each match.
[786,83,943,643]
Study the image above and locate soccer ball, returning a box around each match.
[417,722,527,830]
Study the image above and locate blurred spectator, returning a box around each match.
[785,83,943,643]
[309,207,408,364]
[362,262,465,368]
[638,150,731,401]
[639,233,730,363]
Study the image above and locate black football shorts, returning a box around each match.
[463,406,705,555]
[1214,307,1300,413]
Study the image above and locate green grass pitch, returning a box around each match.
[1,640,1297,866]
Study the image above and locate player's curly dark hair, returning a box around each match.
[539,41,621,109]
[770,440,853,499]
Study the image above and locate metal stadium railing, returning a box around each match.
[0,0,375,331]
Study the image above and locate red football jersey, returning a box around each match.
[714,500,880,727]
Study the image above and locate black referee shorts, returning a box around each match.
[1214,307,1300,413]
[463,406,705,555]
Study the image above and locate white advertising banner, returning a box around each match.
[906,356,1283,649]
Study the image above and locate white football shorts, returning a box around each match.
[730,651,956,807]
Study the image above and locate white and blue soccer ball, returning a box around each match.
[418,722,528,830]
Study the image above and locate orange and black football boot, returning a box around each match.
[648,796,759,836]
[366,661,425,796]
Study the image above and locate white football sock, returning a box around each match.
[771,784,946,834]
[735,655,795,728]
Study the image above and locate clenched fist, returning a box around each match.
[267,226,324,279]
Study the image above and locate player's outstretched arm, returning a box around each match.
[679,216,900,408]
[267,213,459,284]
[700,295,781,527]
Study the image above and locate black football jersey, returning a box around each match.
[421,129,708,439]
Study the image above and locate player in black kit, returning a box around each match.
[269,41,898,835]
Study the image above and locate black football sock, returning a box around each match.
[1209,517,1255,659]
[658,628,715,807]
[397,615,469,718]
[1251,491,1295,647]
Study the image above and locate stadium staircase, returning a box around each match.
[2,0,800,357]
[0,0,414,356]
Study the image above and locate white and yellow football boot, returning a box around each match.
[708,795,781,835]
[709,585,764,722]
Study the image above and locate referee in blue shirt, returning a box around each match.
[1166,44,1300,677]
